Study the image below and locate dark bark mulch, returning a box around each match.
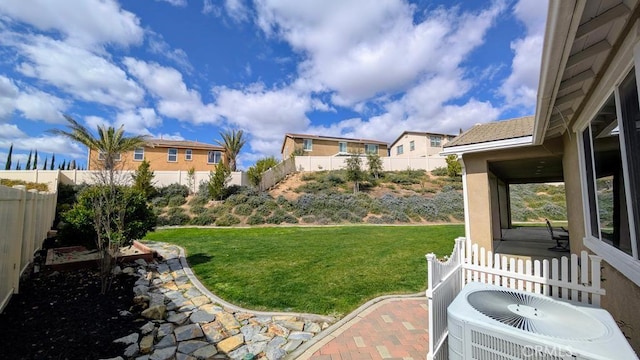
[0,255,140,360]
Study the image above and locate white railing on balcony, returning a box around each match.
[426,238,604,360]
[0,185,57,313]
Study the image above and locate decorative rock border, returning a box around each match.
[102,241,336,360]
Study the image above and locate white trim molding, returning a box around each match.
[584,236,640,287]
[440,136,532,156]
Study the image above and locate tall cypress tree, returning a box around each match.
[43,157,48,170]
[70,159,76,170]
[5,143,12,170]
[50,154,55,170]
[33,150,38,170]
[15,160,21,170]
[25,150,32,170]
[59,160,66,170]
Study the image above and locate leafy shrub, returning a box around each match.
[215,213,241,226]
[190,213,216,226]
[167,206,186,217]
[384,169,425,185]
[190,204,207,215]
[168,195,187,207]
[266,209,288,224]
[58,186,157,248]
[367,216,385,224]
[0,178,48,191]
[188,194,209,206]
[226,193,249,206]
[247,214,265,225]
[157,212,190,226]
[430,167,448,177]
[246,195,268,208]
[255,205,273,217]
[234,203,253,216]
[301,215,316,224]
[151,196,169,208]
[158,183,189,198]
[209,205,232,217]
[538,203,566,220]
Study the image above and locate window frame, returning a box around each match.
[98,151,121,162]
[430,136,442,147]
[185,149,193,161]
[578,67,640,285]
[396,144,404,155]
[208,150,222,164]
[167,148,178,163]
[303,139,313,151]
[410,140,415,151]
[365,144,379,154]
[338,141,347,154]
[133,147,144,161]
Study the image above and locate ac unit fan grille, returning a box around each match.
[466,290,606,340]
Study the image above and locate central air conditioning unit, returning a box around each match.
[447,282,637,360]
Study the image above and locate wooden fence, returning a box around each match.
[0,185,57,312]
[258,157,296,191]
[426,238,605,360]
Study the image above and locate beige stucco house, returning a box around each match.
[442,1,640,353]
[87,139,225,171]
[389,131,457,158]
[280,133,388,159]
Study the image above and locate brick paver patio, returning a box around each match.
[297,297,429,360]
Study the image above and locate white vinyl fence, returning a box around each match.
[426,238,605,360]
[0,185,57,312]
[0,169,249,191]
[258,157,296,191]
[294,156,447,172]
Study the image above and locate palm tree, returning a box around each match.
[50,115,148,173]
[215,129,246,171]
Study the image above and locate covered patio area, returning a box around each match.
[495,225,569,262]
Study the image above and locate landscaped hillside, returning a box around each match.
[153,168,465,226]
[510,183,567,222]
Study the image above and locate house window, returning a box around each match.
[303,139,313,151]
[208,150,222,164]
[185,149,192,161]
[98,152,121,161]
[430,136,442,147]
[365,144,379,154]
[582,70,640,259]
[410,141,415,151]
[133,147,144,161]
[339,142,347,153]
[397,145,404,155]
[167,148,178,162]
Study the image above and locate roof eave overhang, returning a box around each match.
[440,136,533,156]
[533,0,586,145]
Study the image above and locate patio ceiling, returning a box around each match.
[536,0,638,143]
[488,156,564,184]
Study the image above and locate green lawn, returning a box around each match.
[144,225,463,317]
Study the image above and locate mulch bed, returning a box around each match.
[0,254,140,360]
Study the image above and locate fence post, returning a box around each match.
[10,186,26,295]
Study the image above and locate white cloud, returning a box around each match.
[255,0,506,106]
[225,0,249,22]
[9,35,144,109]
[500,0,548,109]
[123,57,218,124]
[0,134,86,160]
[0,123,26,138]
[85,115,111,131]
[156,0,188,7]
[212,83,320,156]
[147,31,193,72]
[0,0,143,47]
[202,0,219,15]
[115,108,163,136]
[0,74,69,123]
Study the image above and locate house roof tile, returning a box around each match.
[444,116,534,148]
[146,139,223,150]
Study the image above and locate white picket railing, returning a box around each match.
[426,238,605,360]
[0,185,57,313]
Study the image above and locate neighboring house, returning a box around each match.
[389,131,457,158]
[87,139,225,171]
[281,133,388,159]
[442,1,640,353]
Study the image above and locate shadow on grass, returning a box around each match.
[187,253,213,266]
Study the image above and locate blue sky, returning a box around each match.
[0,0,548,170]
